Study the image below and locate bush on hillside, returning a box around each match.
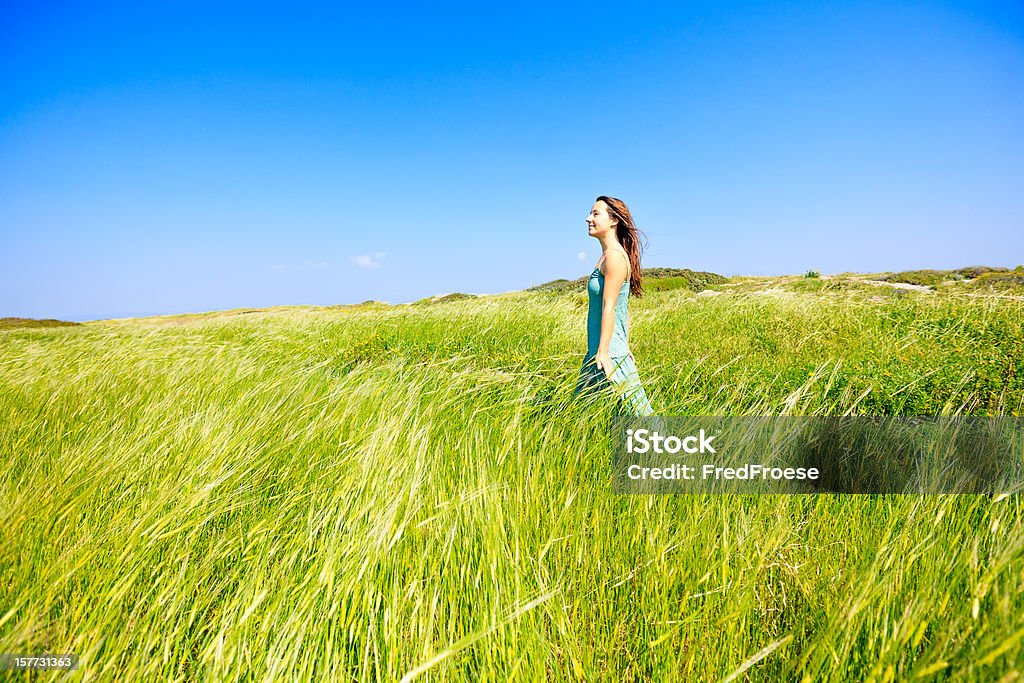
[963,272,1024,294]
[880,266,1010,287]
[956,265,1009,279]
[412,292,478,306]
[0,317,81,330]
[528,268,727,295]
[878,270,949,287]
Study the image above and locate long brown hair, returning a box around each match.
[597,195,647,297]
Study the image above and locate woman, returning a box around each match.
[573,196,655,417]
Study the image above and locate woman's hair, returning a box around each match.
[596,195,647,297]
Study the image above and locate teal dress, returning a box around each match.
[574,251,655,417]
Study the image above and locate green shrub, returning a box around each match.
[644,276,701,293]
[963,272,1024,294]
[0,317,81,330]
[641,267,728,288]
[783,278,870,294]
[881,266,1009,287]
[528,268,728,295]
[411,292,478,306]
[527,277,588,294]
[878,270,947,287]
[956,265,1009,279]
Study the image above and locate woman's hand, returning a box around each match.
[595,351,614,380]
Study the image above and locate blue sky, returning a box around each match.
[2,1,1022,321]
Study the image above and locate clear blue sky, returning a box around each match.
[2,1,1022,321]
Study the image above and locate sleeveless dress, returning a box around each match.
[573,250,655,417]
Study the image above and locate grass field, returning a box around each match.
[1,273,1022,680]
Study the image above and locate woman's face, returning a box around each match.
[586,200,618,238]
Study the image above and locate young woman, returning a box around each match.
[573,196,655,417]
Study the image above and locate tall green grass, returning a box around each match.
[1,284,1022,680]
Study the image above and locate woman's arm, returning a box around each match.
[596,252,629,378]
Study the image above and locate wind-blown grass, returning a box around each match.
[1,280,1022,680]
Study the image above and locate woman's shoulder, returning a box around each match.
[599,248,631,277]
